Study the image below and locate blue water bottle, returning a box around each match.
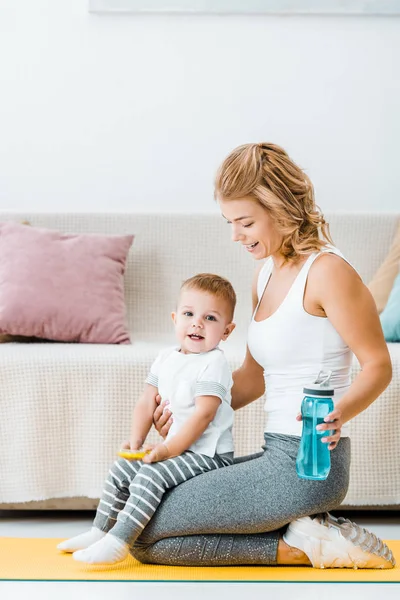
[296,370,335,481]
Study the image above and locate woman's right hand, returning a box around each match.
[153,395,173,439]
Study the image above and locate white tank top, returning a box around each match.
[247,246,352,437]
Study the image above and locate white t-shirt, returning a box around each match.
[145,346,234,457]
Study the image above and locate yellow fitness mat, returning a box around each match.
[0,538,399,582]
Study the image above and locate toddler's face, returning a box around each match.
[172,288,235,354]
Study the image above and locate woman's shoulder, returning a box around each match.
[309,247,362,290]
[304,249,365,316]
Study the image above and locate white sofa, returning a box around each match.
[0,212,399,510]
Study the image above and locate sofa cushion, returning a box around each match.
[0,222,133,344]
[0,221,36,343]
[368,222,400,314]
[380,272,400,342]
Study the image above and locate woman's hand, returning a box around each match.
[296,408,343,450]
[153,394,173,439]
[317,407,343,450]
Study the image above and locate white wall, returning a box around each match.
[0,1,399,213]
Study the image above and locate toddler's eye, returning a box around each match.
[183,311,193,317]
[205,315,217,321]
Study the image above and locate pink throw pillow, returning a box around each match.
[0,222,134,344]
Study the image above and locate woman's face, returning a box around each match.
[218,197,283,260]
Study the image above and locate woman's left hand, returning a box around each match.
[296,408,343,450]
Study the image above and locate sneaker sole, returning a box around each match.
[323,513,396,569]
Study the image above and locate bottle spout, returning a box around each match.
[303,370,334,397]
[314,370,332,388]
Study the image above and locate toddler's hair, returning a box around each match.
[181,273,236,320]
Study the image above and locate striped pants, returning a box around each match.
[93,450,234,545]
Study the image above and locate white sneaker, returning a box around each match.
[283,512,396,569]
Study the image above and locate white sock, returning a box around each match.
[72,532,129,565]
[57,527,106,553]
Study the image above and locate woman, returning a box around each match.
[132,143,394,569]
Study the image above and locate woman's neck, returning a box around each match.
[271,252,310,272]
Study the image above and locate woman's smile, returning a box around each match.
[244,241,259,252]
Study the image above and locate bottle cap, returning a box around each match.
[303,370,334,397]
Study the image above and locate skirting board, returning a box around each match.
[88,1,400,16]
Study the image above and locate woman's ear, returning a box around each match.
[221,322,236,341]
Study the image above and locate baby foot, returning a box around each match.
[73,533,129,565]
[57,527,106,552]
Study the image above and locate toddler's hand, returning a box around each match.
[120,440,141,451]
[142,443,169,464]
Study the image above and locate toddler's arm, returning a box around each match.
[129,383,159,449]
[143,395,220,462]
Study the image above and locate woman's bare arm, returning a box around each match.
[311,254,392,425]
[231,347,265,411]
[231,264,265,411]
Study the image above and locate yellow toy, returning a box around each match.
[117,449,150,460]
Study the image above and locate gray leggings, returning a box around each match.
[93,451,233,545]
[131,433,351,566]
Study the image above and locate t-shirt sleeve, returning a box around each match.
[145,347,173,388]
[194,354,232,402]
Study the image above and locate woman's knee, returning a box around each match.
[130,538,154,564]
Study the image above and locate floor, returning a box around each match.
[0,510,399,600]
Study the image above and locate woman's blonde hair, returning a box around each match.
[214,143,333,262]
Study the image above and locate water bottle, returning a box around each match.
[296,370,334,481]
